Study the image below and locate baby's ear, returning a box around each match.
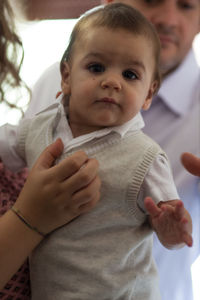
[142,80,158,111]
[61,62,71,95]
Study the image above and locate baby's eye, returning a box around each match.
[88,63,105,73]
[122,70,138,80]
[179,2,195,10]
[143,0,159,6]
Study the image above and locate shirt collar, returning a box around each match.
[53,96,144,151]
[157,49,200,116]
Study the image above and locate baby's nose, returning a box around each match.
[101,76,121,91]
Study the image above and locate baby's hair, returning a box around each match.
[60,3,161,90]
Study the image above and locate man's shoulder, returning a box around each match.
[26,62,61,117]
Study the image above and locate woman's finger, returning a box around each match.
[33,138,64,170]
[61,158,99,195]
[181,152,200,176]
[72,176,101,207]
[51,150,89,181]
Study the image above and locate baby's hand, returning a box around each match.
[144,197,193,249]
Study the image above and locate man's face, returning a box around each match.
[104,0,200,76]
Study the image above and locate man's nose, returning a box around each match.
[149,1,179,29]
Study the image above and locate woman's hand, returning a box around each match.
[14,138,101,235]
[181,152,200,177]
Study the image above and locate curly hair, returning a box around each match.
[0,0,30,114]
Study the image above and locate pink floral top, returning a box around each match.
[0,160,31,299]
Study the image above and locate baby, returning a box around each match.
[0,3,192,300]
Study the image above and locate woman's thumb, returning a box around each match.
[33,138,64,170]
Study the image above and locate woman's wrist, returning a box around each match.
[2,209,44,243]
[10,206,46,238]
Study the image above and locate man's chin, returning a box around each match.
[160,52,181,77]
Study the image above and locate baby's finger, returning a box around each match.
[183,233,193,247]
[174,201,185,220]
[144,197,161,218]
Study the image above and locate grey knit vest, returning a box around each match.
[18,110,163,300]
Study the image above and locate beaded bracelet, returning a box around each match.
[11,206,46,238]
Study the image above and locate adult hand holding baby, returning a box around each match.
[14,138,101,236]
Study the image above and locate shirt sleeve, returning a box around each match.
[0,122,27,172]
[25,62,61,118]
[137,154,179,212]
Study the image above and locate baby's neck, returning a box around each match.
[69,121,104,138]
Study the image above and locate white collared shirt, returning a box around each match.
[142,49,200,300]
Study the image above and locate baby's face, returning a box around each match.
[62,26,158,138]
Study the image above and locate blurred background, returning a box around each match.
[1,1,200,298]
